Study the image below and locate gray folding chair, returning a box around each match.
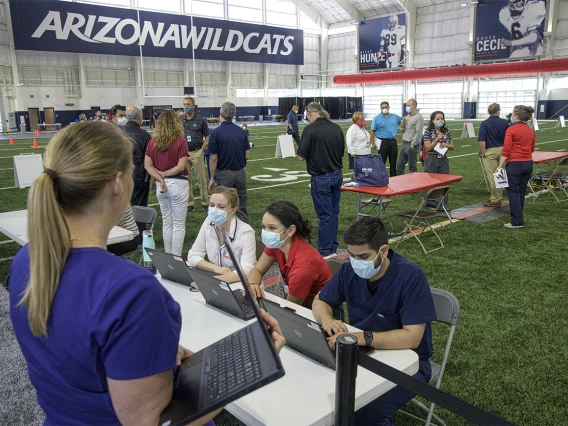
[478,151,491,192]
[359,196,394,231]
[123,206,157,264]
[546,157,568,203]
[396,186,452,254]
[326,257,348,321]
[400,287,460,426]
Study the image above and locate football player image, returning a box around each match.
[375,15,406,68]
[499,0,546,58]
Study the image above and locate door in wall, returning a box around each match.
[44,108,55,130]
[28,108,39,131]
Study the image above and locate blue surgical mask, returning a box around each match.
[261,228,288,249]
[349,250,384,280]
[509,117,515,124]
[406,106,411,114]
[434,120,445,128]
[208,207,228,226]
[232,118,237,124]
[183,106,193,114]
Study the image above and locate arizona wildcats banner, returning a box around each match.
[474,0,546,61]
[359,14,406,70]
[9,0,304,65]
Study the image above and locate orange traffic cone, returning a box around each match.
[9,135,14,145]
[36,128,40,137]
[33,138,38,149]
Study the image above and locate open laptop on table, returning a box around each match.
[264,300,375,371]
[189,266,256,321]
[145,248,217,287]
[159,237,285,426]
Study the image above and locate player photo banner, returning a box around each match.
[474,0,547,61]
[359,14,406,70]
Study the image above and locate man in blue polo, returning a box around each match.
[370,101,403,177]
[313,216,436,426]
[208,102,250,223]
[286,105,300,144]
[479,103,509,207]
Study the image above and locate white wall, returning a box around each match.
[414,0,472,68]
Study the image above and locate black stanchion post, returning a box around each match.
[334,334,358,426]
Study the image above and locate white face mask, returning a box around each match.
[382,108,389,115]
[117,117,127,126]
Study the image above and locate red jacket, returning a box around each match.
[502,122,535,162]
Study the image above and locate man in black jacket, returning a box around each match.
[125,105,152,207]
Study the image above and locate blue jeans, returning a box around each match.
[354,368,429,426]
[505,161,533,226]
[310,170,343,256]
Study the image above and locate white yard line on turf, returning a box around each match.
[0,146,46,152]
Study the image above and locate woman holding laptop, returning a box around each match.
[8,121,284,425]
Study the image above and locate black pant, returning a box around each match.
[290,132,300,145]
[131,176,150,207]
[506,161,533,226]
[217,168,248,223]
[379,138,398,177]
[107,233,142,257]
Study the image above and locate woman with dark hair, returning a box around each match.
[422,110,454,209]
[497,105,536,228]
[247,201,332,307]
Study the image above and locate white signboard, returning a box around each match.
[14,154,43,188]
[275,135,296,158]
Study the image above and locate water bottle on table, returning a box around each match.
[142,230,157,275]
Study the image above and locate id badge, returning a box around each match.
[186,135,191,143]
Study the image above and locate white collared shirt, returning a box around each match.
[346,124,371,155]
[187,216,256,276]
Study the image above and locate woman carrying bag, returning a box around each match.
[346,112,371,181]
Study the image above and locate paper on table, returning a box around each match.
[433,143,448,156]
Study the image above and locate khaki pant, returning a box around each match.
[483,147,502,202]
[187,149,208,207]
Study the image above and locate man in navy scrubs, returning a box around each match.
[313,216,436,426]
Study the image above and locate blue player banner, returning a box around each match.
[474,0,546,61]
[359,14,406,70]
[9,0,303,65]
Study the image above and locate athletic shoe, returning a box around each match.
[187,206,195,213]
[202,205,208,212]
[504,223,524,229]
[483,200,501,207]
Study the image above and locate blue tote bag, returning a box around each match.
[354,155,389,187]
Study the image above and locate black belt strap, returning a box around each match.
[358,354,514,426]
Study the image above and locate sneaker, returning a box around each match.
[483,200,502,207]
[308,183,311,188]
[187,206,195,213]
[202,205,208,212]
[504,223,524,229]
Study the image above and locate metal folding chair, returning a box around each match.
[123,206,157,264]
[396,186,452,254]
[359,196,394,231]
[326,257,348,321]
[542,157,568,203]
[400,287,460,426]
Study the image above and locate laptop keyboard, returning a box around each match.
[238,301,254,316]
[205,327,262,402]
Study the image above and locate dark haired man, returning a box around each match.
[370,101,403,177]
[313,216,436,426]
[110,104,126,126]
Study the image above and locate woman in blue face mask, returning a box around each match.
[186,185,256,282]
[422,110,454,210]
[247,201,332,308]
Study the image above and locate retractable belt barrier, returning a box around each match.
[334,335,515,426]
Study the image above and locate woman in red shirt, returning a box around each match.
[248,201,332,308]
[497,105,536,229]
[144,110,189,255]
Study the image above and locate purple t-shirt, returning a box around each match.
[9,246,181,425]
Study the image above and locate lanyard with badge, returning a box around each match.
[216,220,237,268]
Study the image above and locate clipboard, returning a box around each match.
[14,153,43,188]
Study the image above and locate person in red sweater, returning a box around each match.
[497,105,536,229]
[247,201,332,308]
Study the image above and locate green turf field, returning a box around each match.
[1,120,567,426]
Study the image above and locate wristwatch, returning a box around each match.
[363,331,373,347]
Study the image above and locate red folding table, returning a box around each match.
[342,172,463,219]
[528,151,568,202]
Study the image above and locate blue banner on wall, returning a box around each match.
[359,14,406,70]
[9,0,303,65]
[474,0,546,61]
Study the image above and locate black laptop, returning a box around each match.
[264,300,375,370]
[189,266,255,321]
[145,248,216,286]
[159,238,286,426]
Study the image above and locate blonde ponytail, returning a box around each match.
[19,121,132,337]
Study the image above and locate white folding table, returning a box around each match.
[158,276,419,426]
[0,210,134,246]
